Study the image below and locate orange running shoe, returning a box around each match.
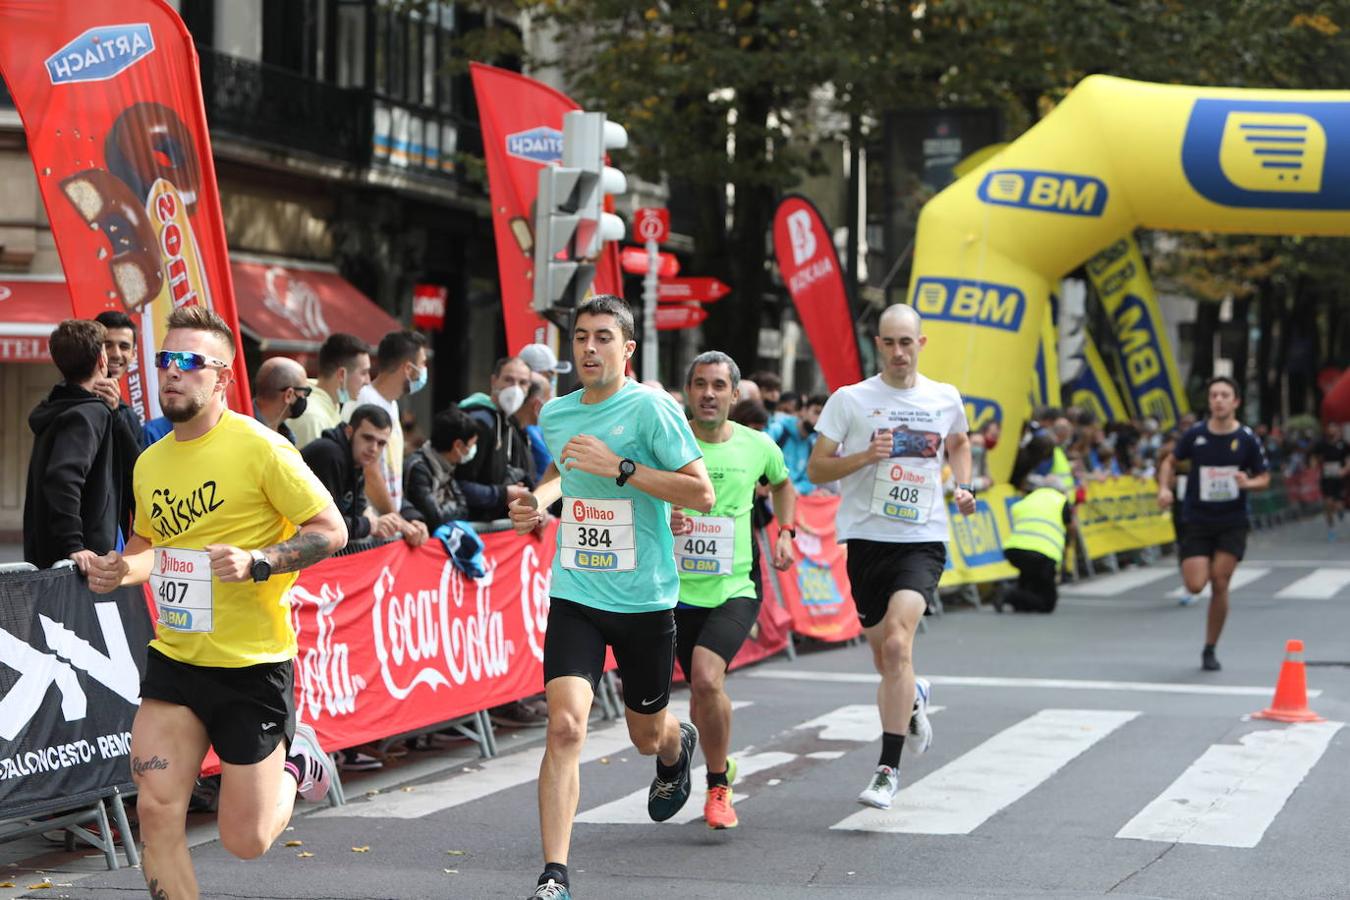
[704,784,738,829]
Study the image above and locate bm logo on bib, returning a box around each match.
[162,608,194,630]
[575,551,620,570]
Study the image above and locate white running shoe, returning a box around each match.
[857,765,900,809]
[1178,592,1200,607]
[288,723,332,803]
[906,676,933,755]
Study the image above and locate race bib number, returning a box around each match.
[150,548,214,633]
[560,498,636,572]
[1325,461,1343,478]
[674,516,735,576]
[871,461,939,524]
[1199,466,1240,503]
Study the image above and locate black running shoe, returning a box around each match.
[1202,647,1222,671]
[647,722,698,821]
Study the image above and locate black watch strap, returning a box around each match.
[616,458,637,487]
[780,526,796,538]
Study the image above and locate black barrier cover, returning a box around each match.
[0,568,153,819]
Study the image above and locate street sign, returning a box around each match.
[621,246,679,277]
[656,277,731,304]
[655,304,708,331]
[633,207,670,243]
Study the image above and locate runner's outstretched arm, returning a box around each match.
[1237,470,1271,492]
[1157,452,1176,508]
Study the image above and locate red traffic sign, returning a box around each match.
[655,304,708,331]
[657,277,731,304]
[633,207,670,243]
[621,246,680,277]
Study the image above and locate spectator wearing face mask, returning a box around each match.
[404,405,523,526]
[516,372,554,477]
[345,330,430,515]
[290,333,371,449]
[457,356,538,501]
[251,356,311,445]
[767,393,826,495]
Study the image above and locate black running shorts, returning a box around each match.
[543,598,676,714]
[675,596,761,677]
[844,539,947,629]
[140,647,296,765]
[1178,520,1249,562]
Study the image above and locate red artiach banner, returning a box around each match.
[0,0,251,418]
[772,195,863,392]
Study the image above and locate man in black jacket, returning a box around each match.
[456,357,537,499]
[24,319,121,570]
[301,404,427,547]
[405,405,526,527]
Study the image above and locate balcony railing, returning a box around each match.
[197,49,481,187]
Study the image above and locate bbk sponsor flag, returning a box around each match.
[0,0,250,419]
[1086,235,1190,429]
[772,195,862,391]
[470,62,622,353]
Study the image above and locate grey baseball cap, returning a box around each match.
[519,343,573,375]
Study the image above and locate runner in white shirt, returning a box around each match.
[807,303,976,810]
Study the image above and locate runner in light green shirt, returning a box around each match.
[672,351,797,830]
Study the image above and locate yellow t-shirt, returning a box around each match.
[133,410,333,667]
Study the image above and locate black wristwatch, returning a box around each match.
[956,482,976,494]
[616,458,637,487]
[249,549,272,583]
[780,526,797,538]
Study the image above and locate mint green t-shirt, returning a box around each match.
[677,423,789,608]
[540,380,702,613]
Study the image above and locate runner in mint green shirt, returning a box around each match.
[509,296,714,900]
[672,351,797,830]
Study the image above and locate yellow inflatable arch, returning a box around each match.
[907,75,1350,483]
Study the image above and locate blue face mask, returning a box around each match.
[337,385,351,406]
[408,365,428,395]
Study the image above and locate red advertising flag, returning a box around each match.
[470,63,623,353]
[655,304,708,331]
[657,277,730,303]
[772,195,863,392]
[0,0,251,420]
[633,207,670,244]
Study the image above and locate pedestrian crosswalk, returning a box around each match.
[1061,562,1350,602]
[319,697,1345,852]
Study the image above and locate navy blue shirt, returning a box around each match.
[1173,422,1268,525]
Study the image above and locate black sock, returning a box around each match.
[540,863,568,888]
[707,768,729,789]
[1203,643,1216,654]
[656,748,685,779]
[879,731,906,769]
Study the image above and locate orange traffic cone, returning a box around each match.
[1252,639,1324,723]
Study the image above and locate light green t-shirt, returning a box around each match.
[540,380,703,613]
[677,423,789,608]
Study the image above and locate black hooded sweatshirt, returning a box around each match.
[24,382,120,568]
[301,424,372,541]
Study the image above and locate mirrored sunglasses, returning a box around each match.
[154,350,229,372]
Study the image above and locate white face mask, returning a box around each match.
[497,384,526,417]
[459,441,478,464]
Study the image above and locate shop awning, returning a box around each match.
[0,276,70,363]
[229,254,401,354]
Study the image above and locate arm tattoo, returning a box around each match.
[147,877,170,899]
[131,755,169,776]
[266,530,334,574]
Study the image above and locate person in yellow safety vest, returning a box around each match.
[995,440,1075,613]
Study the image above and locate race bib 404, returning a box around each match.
[675,516,735,576]
[871,461,938,524]
[150,547,214,633]
[560,498,636,572]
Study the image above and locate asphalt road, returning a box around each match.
[7,517,1350,900]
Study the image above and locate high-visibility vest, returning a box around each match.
[1003,488,1068,564]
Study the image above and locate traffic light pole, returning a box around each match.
[642,237,659,383]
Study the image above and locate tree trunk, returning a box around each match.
[1190,301,1219,404]
[1255,291,1275,424]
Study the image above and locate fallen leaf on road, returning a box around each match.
[446,849,465,856]
[284,840,303,847]
[27,882,51,890]
[599,757,610,764]
[297,852,314,859]
[0,882,14,888]
[352,846,370,853]
[401,786,416,792]
[443,868,459,875]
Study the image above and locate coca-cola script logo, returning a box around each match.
[290,581,365,720]
[519,543,551,664]
[371,558,510,699]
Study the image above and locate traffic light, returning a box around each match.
[532,110,628,316]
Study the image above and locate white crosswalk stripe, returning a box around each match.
[1274,567,1350,600]
[1117,721,1344,847]
[831,709,1138,835]
[1061,567,1176,596]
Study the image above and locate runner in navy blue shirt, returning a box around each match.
[1158,376,1269,671]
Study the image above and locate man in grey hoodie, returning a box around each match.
[24,319,121,571]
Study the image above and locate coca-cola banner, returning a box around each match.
[287,524,557,752]
[470,62,623,354]
[772,195,863,392]
[0,0,251,419]
[765,496,863,643]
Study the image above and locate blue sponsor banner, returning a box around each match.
[977,169,1109,217]
[46,24,154,85]
[964,396,1003,433]
[1110,293,1181,424]
[912,277,1027,332]
[505,126,564,164]
[1181,99,1350,211]
[946,498,1006,568]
